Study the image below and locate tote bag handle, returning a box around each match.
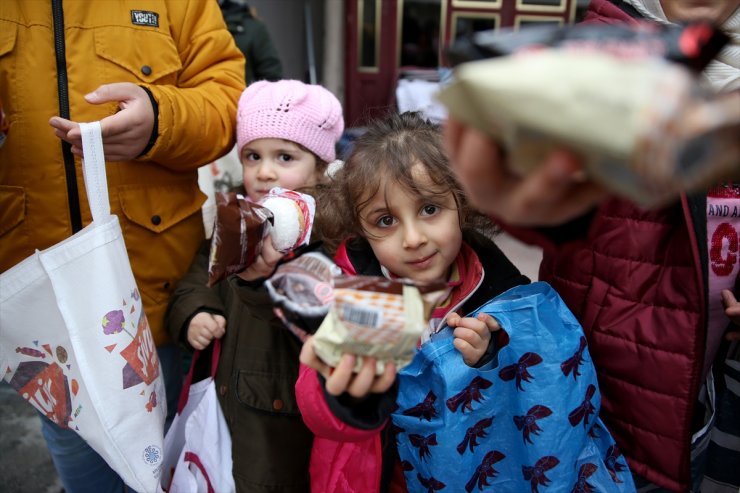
[177,339,222,413]
[79,122,110,222]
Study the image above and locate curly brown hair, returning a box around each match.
[312,111,495,255]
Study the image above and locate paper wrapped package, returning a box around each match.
[259,187,316,252]
[311,277,448,374]
[438,22,740,208]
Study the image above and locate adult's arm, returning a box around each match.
[142,0,245,169]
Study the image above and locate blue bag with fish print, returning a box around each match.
[392,282,635,493]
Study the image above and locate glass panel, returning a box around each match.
[520,0,564,5]
[359,0,378,68]
[401,0,442,67]
[452,0,501,5]
[453,15,499,41]
[516,16,563,28]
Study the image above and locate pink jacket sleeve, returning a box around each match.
[295,364,384,442]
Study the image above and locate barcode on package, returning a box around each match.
[341,306,382,328]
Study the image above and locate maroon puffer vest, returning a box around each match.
[538,197,705,492]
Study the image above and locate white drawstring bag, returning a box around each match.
[161,340,234,493]
[0,122,166,492]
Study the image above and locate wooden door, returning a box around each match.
[344,0,579,126]
[344,0,399,127]
[444,0,578,59]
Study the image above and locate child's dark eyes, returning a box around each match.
[421,204,439,216]
[245,152,260,161]
[376,215,397,228]
[277,153,293,163]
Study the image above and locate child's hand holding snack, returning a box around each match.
[236,236,284,282]
[208,188,316,285]
[300,336,397,398]
[187,312,227,350]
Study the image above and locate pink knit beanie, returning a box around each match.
[236,80,344,163]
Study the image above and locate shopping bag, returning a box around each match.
[161,339,235,493]
[0,122,166,492]
[393,282,636,492]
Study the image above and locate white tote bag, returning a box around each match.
[161,340,234,493]
[0,122,166,492]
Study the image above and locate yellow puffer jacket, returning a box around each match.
[0,1,245,345]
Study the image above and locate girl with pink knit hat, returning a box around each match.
[166,79,344,492]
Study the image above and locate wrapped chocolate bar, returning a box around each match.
[311,277,449,374]
[264,251,342,342]
[207,192,272,286]
[438,22,740,208]
[259,187,316,253]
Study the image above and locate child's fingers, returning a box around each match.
[463,317,490,338]
[214,314,227,330]
[453,324,489,347]
[446,312,462,327]
[453,337,481,366]
[237,256,270,281]
[299,337,329,375]
[202,314,226,339]
[347,357,378,398]
[209,318,227,339]
[188,336,206,351]
[370,361,397,394]
[325,354,357,396]
[262,238,285,266]
[189,331,212,351]
[478,313,501,332]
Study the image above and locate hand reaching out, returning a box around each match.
[722,289,740,341]
[187,312,227,350]
[299,336,397,398]
[49,83,155,161]
[444,116,608,227]
[447,312,501,366]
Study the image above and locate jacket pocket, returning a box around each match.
[0,186,25,237]
[93,27,181,84]
[230,368,312,490]
[118,182,205,234]
[235,369,301,416]
[0,22,16,58]
[117,182,205,306]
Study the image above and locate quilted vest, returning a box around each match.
[538,197,704,491]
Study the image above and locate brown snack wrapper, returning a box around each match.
[311,277,449,374]
[207,192,273,286]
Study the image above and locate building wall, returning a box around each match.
[249,0,327,83]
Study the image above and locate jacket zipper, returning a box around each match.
[52,0,82,233]
[430,268,485,335]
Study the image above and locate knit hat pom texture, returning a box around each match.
[236,80,344,163]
